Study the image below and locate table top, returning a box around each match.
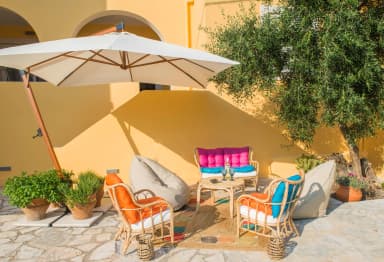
[200,178,244,189]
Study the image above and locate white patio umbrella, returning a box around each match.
[0,32,238,173]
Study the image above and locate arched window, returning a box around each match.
[76,13,169,91]
[0,7,42,82]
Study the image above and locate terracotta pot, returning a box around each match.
[95,185,104,208]
[335,185,362,202]
[68,195,96,220]
[21,198,50,221]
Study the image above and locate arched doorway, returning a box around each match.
[75,12,169,91]
[0,7,40,82]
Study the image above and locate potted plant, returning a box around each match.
[78,171,104,207]
[60,171,103,219]
[335,173,368,202]
[3,169,73,220]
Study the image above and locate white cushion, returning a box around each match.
[240,205,285,225]
[201,170,257,179]
[234,170,257,178]
[131,209,171,231]
[201,172,222,179]
[293,160,336,219]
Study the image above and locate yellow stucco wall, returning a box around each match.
[0,0,383,186]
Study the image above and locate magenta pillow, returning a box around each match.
[223,147,250,167]
[197,148,224,168]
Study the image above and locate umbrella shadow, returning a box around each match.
[32,83,113,147]
[111,90,306,174]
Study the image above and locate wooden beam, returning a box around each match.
[22,70,62,176]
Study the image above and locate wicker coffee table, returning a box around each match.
[195,178,245,218]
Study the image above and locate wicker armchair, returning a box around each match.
[105,174,174,255]
[236,171,304,241]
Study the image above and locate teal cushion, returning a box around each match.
[232,165,255,173]
[271,174,301,218]
[200,167,223,173]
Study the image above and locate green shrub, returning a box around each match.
[77,171,103,193]
[295,154,323,173]
[58,184,94,208]
[60,170,103,208]
[3,169,74,208]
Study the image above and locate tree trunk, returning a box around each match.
[348,143,362,178]
[340,126,362,177]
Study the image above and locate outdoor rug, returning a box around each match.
[171,190,267,251]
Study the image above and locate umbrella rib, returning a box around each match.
[182,58,215,73]
[57,50,102,86]
[63,54,119,67]
[128,58,182,69]
[125,52,134,80]
[90,51,121,66]
[128,54,150,67]
[28,51,74,70]
[158,55,205,88]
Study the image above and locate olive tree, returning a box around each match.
[206,0,384,177]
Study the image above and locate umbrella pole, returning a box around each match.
[22,70,62,176]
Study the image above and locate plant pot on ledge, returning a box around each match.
[3,169,73,221]
[335,174,367,202]
[335,185,363,202]
[67,195,96,219]
[60,171,103,220]
[21,198,50,221]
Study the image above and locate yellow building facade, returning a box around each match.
[0,0,382,185]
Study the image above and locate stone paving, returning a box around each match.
[1,191,384,262]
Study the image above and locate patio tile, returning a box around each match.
[51,212,103,228]
[13,210,65,227]
[40,246,82,261]
[14,245,44,260]
[0,242,22,258]
[88,241,115,260]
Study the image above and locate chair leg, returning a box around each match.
[289,218,300,237]
[236,218,240,239]
[210,190,215,205]
[170,219,175,245]
[121,230,133,255]
[196,183,202,213]
[114,225,124,240]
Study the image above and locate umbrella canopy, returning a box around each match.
[0,32,238,174]
[0,32,238,88]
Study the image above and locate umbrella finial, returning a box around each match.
[116,22,125,32]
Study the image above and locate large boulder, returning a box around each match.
[293,160,337,219]
[129,155,190,211]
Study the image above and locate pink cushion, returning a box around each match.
[223,147,250,167]
[197,148,224,168]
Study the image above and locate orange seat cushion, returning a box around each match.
[240,192,272,215]
[105,174,140,224]
[106,174,169,225]
[137,196,169,220]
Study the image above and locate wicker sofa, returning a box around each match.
[194,146,259,185]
